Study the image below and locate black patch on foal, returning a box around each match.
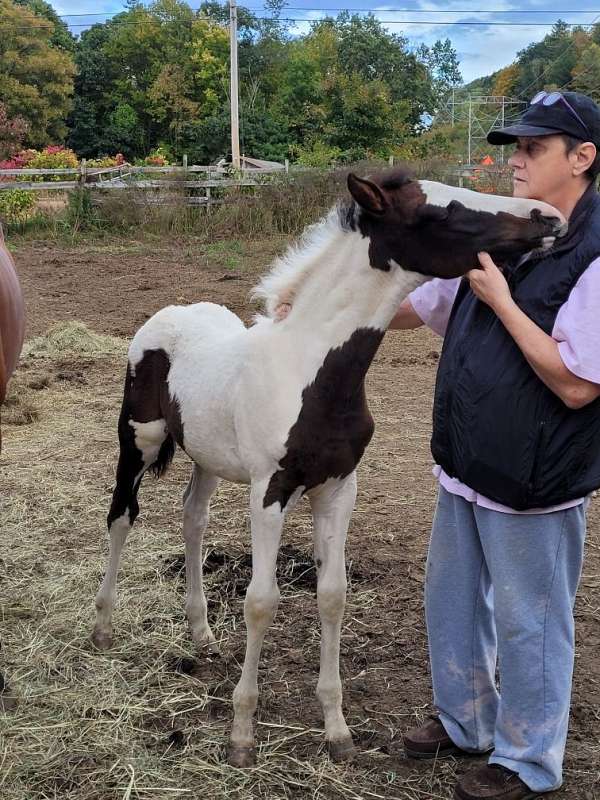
[263,328,383,510]
[107,348,183,527]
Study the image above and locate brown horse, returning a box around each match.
[0,222,25,449]
[0,220,25,708]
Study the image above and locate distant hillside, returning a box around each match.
[459,20,600,102]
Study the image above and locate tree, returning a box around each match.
[417,38,462,109]
[514,21,577,97]
[14,0,76,51]
[571,43,600,99]
[0,103,28,159]
[68,0,230,158]
[491,64,520,98]
[0,0,75,146]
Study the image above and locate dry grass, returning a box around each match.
[0,325,459,800]
[1,319,598,800]
[23,322,128,361]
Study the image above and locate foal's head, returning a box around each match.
[346,170,567,278]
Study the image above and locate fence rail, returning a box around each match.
[0,162,289,206]
[0,162,516,205]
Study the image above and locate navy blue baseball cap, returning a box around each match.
[487,91,600,147]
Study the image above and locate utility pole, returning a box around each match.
[229,0,241,170]
[467,96,472,166]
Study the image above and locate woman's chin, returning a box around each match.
[512,179,529,197]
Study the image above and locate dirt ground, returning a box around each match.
[1,235,599,799]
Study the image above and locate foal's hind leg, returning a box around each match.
[309,472,357,761]
[182,464,220,650]
[92,418,169,650]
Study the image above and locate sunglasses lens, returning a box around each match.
[543,91,562,106]
[530,91,546,105]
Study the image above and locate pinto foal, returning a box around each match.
[92,171,566,765]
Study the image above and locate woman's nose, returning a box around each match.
[508,152,522,168]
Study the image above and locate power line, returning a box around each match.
[9,18,600,30]
[55,8,600,17]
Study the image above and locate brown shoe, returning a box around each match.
[454,764,540,800]
[403,714,467,759]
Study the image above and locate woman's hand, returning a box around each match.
[467,252,514,315]
[274,302,292,321]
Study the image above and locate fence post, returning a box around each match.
[284,158,289,174]
[79,158,87,188]
[388,155,394,167]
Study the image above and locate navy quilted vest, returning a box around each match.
[431,183,600,510]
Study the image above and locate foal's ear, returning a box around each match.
[347,173,388,216]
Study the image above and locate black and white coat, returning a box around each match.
[91,171,566,766]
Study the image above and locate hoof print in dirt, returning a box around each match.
[169,655,198,676]
[165,730,186,750]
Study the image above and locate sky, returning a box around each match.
[50,0,600,84]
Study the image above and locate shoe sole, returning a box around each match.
[453,787,540,800]
[405,745,493,761]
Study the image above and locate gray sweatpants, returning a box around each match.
[425,486,587,792]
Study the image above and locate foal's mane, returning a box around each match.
[251,168,414,320]
[251,206,347,320]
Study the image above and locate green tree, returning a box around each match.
[0,0,75,146]
[571,43,600,100]
[514,21,578,97]
[14,0,76,51]
[417,38,462,108]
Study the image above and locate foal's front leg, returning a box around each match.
[309,473,357,761]
[228,481,285,767]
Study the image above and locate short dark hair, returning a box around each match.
[562,134,600,180]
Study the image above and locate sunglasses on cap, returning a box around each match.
[530,91,592,140]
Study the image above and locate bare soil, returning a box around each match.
[1,236,599,799]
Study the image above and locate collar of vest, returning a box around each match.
[551,181,600,256]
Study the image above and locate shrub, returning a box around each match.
[143,146,170,167]
[0,189,36,223]
[294,141,343,169]
[86,153,126,168]
[28,147,79,181]
[64,188,100,231]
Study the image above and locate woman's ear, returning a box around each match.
[572,141,596,177]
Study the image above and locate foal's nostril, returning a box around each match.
[546,215,568,238]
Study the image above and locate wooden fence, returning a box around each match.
[0,161,516,206]
[0,162,287,206]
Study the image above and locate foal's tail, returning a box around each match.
[150,433,176,478]
[107,347,180,529]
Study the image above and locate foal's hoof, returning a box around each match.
[328,737,357,762]
[91,629,113,651]
[191,627,221,656]
[228,743,257,768]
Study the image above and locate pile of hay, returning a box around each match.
[23,321,127,360]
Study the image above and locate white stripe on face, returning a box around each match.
[418,180,567,231]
